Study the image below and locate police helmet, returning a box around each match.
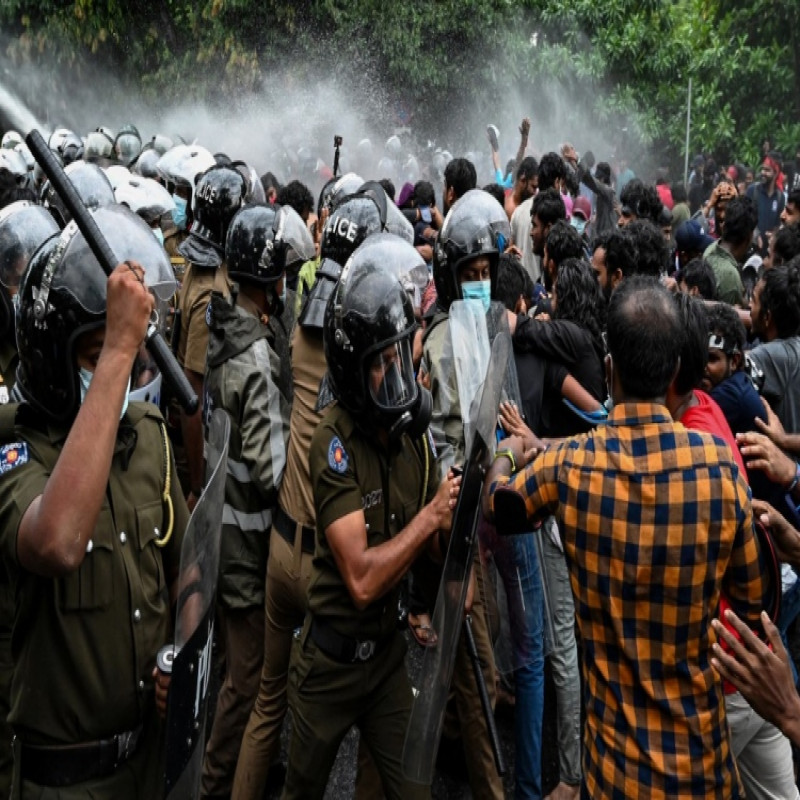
[16,204,175,423]
[0,201,59,339]
[132,148,161,179]
[1,131,22,150]
[324,241,429,437]
[190,164,248,249]
[114,125,143,167]
[114,176,174,224]
[41,161,116,228]
[84,127,116,162]
[155,144,216,199]
[0,149,29,187]
[48,128,85,165]
[433,188,510,311]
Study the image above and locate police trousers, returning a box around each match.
[232,527,313,800]
[283,624,429,800]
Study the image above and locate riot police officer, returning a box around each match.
[0,205,188,799]
[281,241,455,800]
[175,164,246,508]
[0,200,60,798]
[199,203,295,799]
[422,188,511,800]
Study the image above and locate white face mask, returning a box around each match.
[78,367,131,420]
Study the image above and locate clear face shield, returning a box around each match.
[366,337,417,414]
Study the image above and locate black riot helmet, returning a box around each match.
[0,201,60,340]
[324,238,432,439]
[16,205,176,423]
[433,188,511,311]
[190,164,248,249]
[226,204,280,284]
[227,203,314,314]
[41,161,116,228]
[320,183,413,266]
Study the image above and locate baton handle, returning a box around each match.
[25,130,198,415]
[464,614,506,776]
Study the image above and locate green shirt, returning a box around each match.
[307,403,437,640]
[703,241,744,306]
[0,403,187,744]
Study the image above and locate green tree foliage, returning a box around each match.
[1,0,797,166]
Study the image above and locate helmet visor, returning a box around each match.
[0,203,59,290]
[274,205,315,264]
[367,337,417,413]
[53,205,176,313]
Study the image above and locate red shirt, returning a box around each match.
[681,390,748,481]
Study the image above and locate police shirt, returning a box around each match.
[307,403,437,641]
[0,403,188,744]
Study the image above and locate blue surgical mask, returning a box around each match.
[571,217,587,236]
[153,226,165,247]
[172,194,187,230]
[461,280,491,312]
[79,367,131,419]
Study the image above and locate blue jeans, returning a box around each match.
[780,579,800,687]
[492,532,545,799]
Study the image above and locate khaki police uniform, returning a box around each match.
[200,291,290,799]
[175,263,231,377]
[422,313,504,800]
[0,402,188,799]
[0,338,18,799]
[232,323,325,800]
[282,403,436,800]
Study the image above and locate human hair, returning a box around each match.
[626,219,668,278]
[482,183,506,206]
[607,276,683,398]
[378,178,395,202]
[413,180,435,208]
[496,252,534,311]
[275,179,314,217]
[545,220,584,269]
[619,179,663,224]
[672,292,708,395]
[592,228,638,280]
[671,183,687,204]
[517,156,538,181]
[772,223,800,267]
[787,188,800,210]
[537,152,566,192]
[721,196,757,246]
[532,187,566,227]
[582,150,596,169]
[259,171,280,195]
[680,258,717,301]
[553,258,605,353]
[595,162,611,186]
[444,157,477,200]
[706,302,746,359]
[760,260,800,339]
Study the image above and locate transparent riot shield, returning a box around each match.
[402,328,510,785]
[162,409,230,799]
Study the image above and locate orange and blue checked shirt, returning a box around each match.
[489,402,768,799]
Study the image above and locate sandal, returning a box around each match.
[408,613,438,648]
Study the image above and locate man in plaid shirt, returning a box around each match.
[484,277,769,799]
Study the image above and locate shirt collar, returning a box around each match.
[606,401,673,427]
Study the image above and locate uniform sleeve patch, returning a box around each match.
[0,442,28,474]
[327,436,349,473]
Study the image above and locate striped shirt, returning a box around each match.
[489,402,767,799]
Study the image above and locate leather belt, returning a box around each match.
[18,724,143,787]
[274,506,315,555]
[310,616,391,663]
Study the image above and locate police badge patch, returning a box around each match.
[328,436,349,473]
[0,442,28,474]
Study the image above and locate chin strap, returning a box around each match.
[155,421,175,549]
